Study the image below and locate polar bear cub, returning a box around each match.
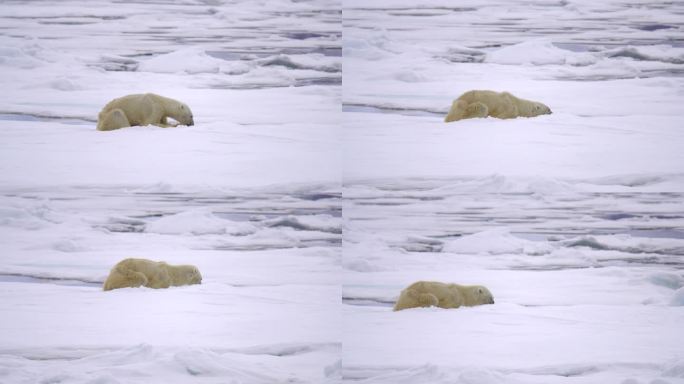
[445,90,551,122]
[103,258,202,291]
[393,281,494,311]
[97,93,194,131]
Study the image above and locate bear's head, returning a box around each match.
[531,102,552,116]
[172,264,202,285]
[186,266,202,284]
[171,103,194,126]
[469,285,495,305]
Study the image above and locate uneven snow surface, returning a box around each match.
[1,0,683,384]
[342,1,684,383]
[1,1,341,383]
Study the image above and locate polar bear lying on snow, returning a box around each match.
[97,93,194,131]
[445,90,551,122]
[103,258,202,291]
[393,281,494,311]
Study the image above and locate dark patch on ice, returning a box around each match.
[0,112,94,125]
[295,192,341,201]
[395,243,443,253]
[356,201,410,207]
[627,228,684,239]
[293,76,342,86]
[213,238,340,251]
[393,237,444,253]
[283,31,339,40]
[258,55,340,73]
[207,46,341,60]
[206,77,340,89]
[607,47,684,64]
[129,212,165,219]
[264,216,341,234]
[552,42,596,52]
[95,217,146,233]
[563,236,684,255]
[343,297,395,307]
[349,7,476,13]
[3,14,126,22]
[439,51,485,63]
[633,24,676,31]
[94,55,139,72]
[214,212,278,222]
[343,103,444,117]
[516,364,600,377]
[508,265,592,271]
[227,342,340,357]
[0,273,102,287]
[600,213,640,220]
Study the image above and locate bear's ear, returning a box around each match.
[477,287,483,294]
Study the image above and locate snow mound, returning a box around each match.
[343,258,384,272]
[138,48,222,74]
[145,209,256,236]
[344,32,408,60]
[0,204,63,230]
[466,175,577,194]
[443,229,552,255]
[0,45,48,69]
[670,288,684,306]
[486,40,598,66]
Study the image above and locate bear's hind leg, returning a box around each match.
[396,289,438,310]
[97,108,131,131]
[464,102,489,119]
[445,100,469,122]
[103,270,148,291]
[417,292,439,307]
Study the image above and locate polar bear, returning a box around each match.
[103,258,202,291]
[445,90,551,122]
[96,93,194,131]
[393,281,494,311]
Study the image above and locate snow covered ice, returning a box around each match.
[342,0,684,383]
[1,0,684,384]
[0,0,340,383]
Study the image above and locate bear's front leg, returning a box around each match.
[152,117,178,128]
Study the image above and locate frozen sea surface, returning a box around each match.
[0,185,341,384]
[0,0,340,188]
[0,0,341,383]
[343,179,684,384]
[343,0,684,184]
[342,1,684,383]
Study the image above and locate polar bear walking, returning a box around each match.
[445,90,551,122]
[393,281,494,311]
[97,93,194,131]
[103,258,202,291]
